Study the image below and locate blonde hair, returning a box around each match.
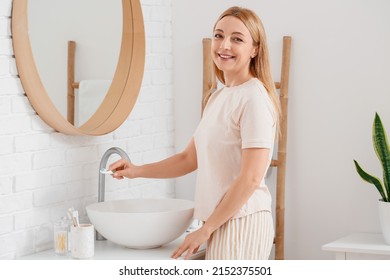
[212,6,281,136]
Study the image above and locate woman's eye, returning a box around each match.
[233,37,243,42]
[214,33,222,39]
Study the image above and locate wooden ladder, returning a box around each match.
[202,36,292,260]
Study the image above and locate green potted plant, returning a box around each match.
[354,112,390,244]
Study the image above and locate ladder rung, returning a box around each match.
[270,160,279,167]
[275,82,281,89]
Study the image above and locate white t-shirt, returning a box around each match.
[193,78,276,221]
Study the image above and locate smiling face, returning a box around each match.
[211,15,258,85]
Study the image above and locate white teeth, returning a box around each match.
[219,54,233,59]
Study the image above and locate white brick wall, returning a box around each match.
[0,0,175,259]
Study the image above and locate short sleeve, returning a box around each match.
[240,92,275,149]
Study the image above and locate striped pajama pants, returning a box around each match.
[205,211,274,260]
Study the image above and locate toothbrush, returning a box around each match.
[67,211,73,223]
[67,207,74,224]
[73,210,79,227]
[68,207,79,227]
[100,167,114,175]
[67,208,75,227]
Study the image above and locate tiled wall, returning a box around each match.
[0,0,175,259]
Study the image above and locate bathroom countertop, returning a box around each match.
[20,235,206,260]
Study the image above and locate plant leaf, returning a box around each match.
[373,113,390,200]
[353,160,388,201]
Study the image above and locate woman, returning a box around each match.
[109,6,280,260]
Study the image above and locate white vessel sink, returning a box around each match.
[86,198,194,249]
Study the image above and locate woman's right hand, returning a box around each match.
[108,159,139,180]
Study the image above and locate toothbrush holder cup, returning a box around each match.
[70,224,95,259]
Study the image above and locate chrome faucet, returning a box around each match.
[96,147,131,241]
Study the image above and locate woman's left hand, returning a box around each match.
[171,226,211,260]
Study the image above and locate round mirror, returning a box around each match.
[12,0,145,135]
[28,0,122,127]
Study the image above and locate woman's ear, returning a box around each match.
[251,46,259,58]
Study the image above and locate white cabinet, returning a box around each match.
[322,233,390,260]
[19,235,205,260]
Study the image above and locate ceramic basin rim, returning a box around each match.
[86,198,195,214]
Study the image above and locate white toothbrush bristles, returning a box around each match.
[100,168,114,175]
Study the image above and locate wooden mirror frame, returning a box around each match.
[11,0,145,135]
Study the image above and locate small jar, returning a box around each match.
[53,217,69,255]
